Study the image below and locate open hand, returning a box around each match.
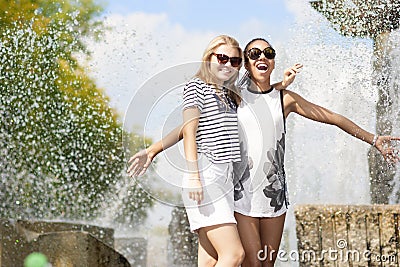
[127,149,154,177]
[375,135,400,164]
[282,63,303,89]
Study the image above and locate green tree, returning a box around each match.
[0,0,152,222]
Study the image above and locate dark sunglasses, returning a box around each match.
[247,47,276,60]
[212,53,242,67]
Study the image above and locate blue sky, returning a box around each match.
[98,0,297,43]
[101,0,295,29]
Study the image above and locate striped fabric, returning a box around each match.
[183,77,241,163]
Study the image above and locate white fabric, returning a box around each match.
[182,154,236,232]
[233,87,289,217]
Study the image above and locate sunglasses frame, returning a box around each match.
[211,53,242,67]
[246,47,276,60]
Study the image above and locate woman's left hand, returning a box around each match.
[375,135,400,163]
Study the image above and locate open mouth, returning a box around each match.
[256,63,268,71]
[220,67,232,73]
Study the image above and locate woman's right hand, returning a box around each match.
[281,63,303,89]
[127,148,154,177]
[187,175,203,205]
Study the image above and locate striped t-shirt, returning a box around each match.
[182,77,241,163]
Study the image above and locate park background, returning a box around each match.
[1,0,399,266]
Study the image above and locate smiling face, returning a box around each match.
[245,40,275,84]
[210,44,241,84]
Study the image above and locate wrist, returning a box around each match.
[372,135,378,147]
[281,81,287,89]
[146,146,156,159]
[187,172,200,180]
[276,81,287,90]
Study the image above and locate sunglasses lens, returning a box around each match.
[214,54,241,67]
[247,47,276,60]
[247,48,262,60]
[230,57,242,67]
[216,54,229,64]
[264,47,276,59]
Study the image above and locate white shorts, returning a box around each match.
[182,156,236,232]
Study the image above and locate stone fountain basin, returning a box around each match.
[0,219,130,266]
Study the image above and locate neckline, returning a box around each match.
[247,85,274,94]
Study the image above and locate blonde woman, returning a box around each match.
[173,35,244,266]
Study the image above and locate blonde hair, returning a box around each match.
[195,35,242,105]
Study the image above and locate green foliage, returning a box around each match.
[0,0,153,222]
[310,1,400,38]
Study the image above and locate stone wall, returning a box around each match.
[0,219,130,267]
[295,204,400,266]
[115,237,147,267]
[167,206,198,266]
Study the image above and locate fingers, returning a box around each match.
[126,157,138,173]
[289,63,303,73]
[292,64,303,73]
[189,189,204,204]
[132,166,144,177]
[127,149,152,177]
[285,64,303,77]
[138,167,148,177]
[384,152,399,164]
[128,149,148,164]
[127,154,139,164]
[294,63,303,69]
[381,147,400,164]
[286,69,296,76]
[127,164,140,177]
[377,136,400,163]
[127,158,149,177]
[136,160,152,176]
[379,135,400,142]
[189,190,203,201]
[388,148,400,163]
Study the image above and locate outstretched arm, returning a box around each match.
[127,125,183,177]
[273,63,303,90]
[283,90,400,163]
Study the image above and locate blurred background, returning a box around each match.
[1,0,399,266]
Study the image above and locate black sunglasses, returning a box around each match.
[246,47,276,60]
[212,53,242,67]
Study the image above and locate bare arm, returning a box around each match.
[182,107,203,204]
[283,90,400,162]
[127,125,183,177]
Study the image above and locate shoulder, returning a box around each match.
[282,89,303,102]
[282,89,298,109]
[184,78,204,94]
[186,77,206,88]
[282,89,312,114]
